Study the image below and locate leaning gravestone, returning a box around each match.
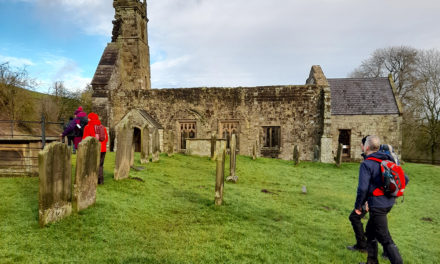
[38,142,72,227]
[140,125,149,164]
[226,134,238,183]
[152,129,160,162]
[114,120,133,180]
[293,145,300,165]
[215,145,226,205]
[73,137,100,212]
[335,143,343,167]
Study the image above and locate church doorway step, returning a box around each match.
[338,129,351,161]
[133,127,141,152]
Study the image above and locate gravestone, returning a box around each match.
[313,145,320,162]
[140,125,149,164]
[252,140,257,160]
[226,134,238,183]
[114,120,133,180]
[38,142,72,227]
[152,128,160,162]
[167,130,174,156]
[293,145,300,165]
[73,137,100,212]
[335,143,343,167]
[215,145,226,205]
[210,134,216,160]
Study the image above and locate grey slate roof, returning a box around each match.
[91,44,118,86]
[139,110,163,129]
[328,78,400,115]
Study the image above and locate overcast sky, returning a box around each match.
[1,0,439,92]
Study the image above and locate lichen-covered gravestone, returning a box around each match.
[114,120,133,180]
[140,125,149,164]
[226,134,238,183]
[313,145,320,162]
[152,128,160,162]
[73,137,100,212]
[335,143,343,167]
[38,142,72,227]
[252,140,257,160]
[167,130,174,156]
[210,134,216,160]
[215,145,226,205]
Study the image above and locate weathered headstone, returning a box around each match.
[73,137,100,212]
[226,134,238,183]
[313,145,320,162]
[215,146,226,205]
[140,125,149,164]
[293,145,300,165]
[252,140,257,160]
[38,142,72,227]
[335,143,343,167]
[210,134,216,160]
[167,130,174,156]
[130,140,135,166]
[152,128,160,162]
[114,120,133,180]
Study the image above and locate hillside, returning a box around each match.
[0,153,439,263]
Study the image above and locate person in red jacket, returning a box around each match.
[82,112,108,185]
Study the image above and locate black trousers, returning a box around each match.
[349,209,367,248]
[98,152,106,184]
[365,207,402,264]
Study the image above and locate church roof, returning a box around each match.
[138,110,163,129]
[328,78,401,115]
[91,43,119,86]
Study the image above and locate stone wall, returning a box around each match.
[110,85,325,160]
[331,114,402,161]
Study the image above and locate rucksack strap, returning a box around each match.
[366,157,383,163]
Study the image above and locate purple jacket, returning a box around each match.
[62,112,87,137]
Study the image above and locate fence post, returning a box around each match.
[11,120,14,138]
[41,114,46,149]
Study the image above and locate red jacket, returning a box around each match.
[82,113,108,152]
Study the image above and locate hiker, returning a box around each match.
[347,136,391,259]
[82,112,108,185]
[379,144,400,165]
[354,135,409,264]
[63,117,75,153]
[61,107,88,153]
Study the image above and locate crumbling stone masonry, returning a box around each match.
[91,0,403,163]
[38,142,72,227]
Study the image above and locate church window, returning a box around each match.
[263,126,281,149]
[219,121,240,149]
[179,122,196,149]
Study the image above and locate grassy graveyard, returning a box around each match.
[1,153,439,263]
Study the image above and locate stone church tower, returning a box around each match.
[91,0,151,127]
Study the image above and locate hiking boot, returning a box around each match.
[346,245,367,253]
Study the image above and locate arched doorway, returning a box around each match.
[133,127,141,152]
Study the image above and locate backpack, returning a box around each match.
[367,157,406,197]
[74,117,88,137]
[94,125,106,142]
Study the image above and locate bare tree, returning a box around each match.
[414,50,440,163]
[0,62,35,121]
[350,46,419,105]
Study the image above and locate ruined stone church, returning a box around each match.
[92,0,402,163]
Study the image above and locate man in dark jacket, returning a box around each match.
[355,135,408,264]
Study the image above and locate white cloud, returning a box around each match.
[0,54,34,68]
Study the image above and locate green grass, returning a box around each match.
[1,153,439,263]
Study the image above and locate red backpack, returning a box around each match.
[94,125,106,142]
[367,157,406,197]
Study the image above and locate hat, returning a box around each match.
[74,106,83,115]
[361,135,370,145]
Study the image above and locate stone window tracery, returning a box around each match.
[179,121,196,149]
[219,121,240,149]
